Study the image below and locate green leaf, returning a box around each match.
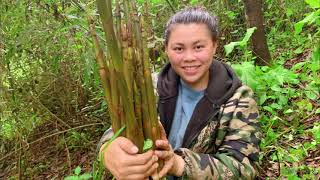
[240,27,257,46]
[305,0,320,8]
[65,175,78,180]
[286,8,294,17]
[270,103,282,110]
[259,92,268,105]
[224,27,256,56]
[293,48,303,54]
[79,173,92,180]
[294,21,304,34]
[224,42,239,56]
[312,47,320,62]
[311,124,320,143]
[271,85,282,92]
[231,62,258,91]
[263,106,274,114]
[305,90,318,100]
[316,108,320,114]
[151,0,161,4]
[143,139,153,152]
[226,10,237,20]
[303,142,316,150]
[278,95,288,105]
[190,0,198,5]
[295,10,320,34]
[291,62,306,71]
[284,109,294,114]
[266,128,277,143]
[75,166,81,175]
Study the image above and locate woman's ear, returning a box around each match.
[164,45,168,54]
[212,41,218,55]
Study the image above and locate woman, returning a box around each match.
[99,7,261,180]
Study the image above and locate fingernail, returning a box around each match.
[153,155,158,162]
[154,151,159,156]
[131,146,138,153]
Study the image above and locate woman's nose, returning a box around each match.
[183,50,195,61]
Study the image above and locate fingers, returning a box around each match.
[145,160,160,177]
[117,137,139,154]
[118,157,159,180]
[155,140,170,150]
[151,169,160,180]
[125,154,158,174]
[125,150,154,166]
[103,137,161,180]
[158,160,173,178]
[158,121,167,139]
[110,152,158,179]
[121,174,148,180]
[155,149,174,160]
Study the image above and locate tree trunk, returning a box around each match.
[243,0,271,66]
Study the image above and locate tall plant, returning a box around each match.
[89,0,160,153]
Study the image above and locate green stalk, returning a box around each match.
[126,0,151,139]
[95,0,159,152]
[109,68,121,131]
[96,0,130,108]
[96,0,122,71]
[121,24,134,99]
[88,17,120,131]
[129,1,143,50]
[141,16,160,142]
[115,0,121,51]
[133,81,143,142]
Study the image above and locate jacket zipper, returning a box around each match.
[184,104,220,148]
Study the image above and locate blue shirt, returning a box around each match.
[168,79,204,150]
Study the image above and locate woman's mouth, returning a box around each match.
[182,65,201,73]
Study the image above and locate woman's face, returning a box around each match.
[165,23,217,90]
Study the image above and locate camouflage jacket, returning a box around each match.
[157,60,261,180]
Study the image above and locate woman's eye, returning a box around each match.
[195,45,204,50]
[174,47,183,52]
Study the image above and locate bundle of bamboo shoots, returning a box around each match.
[89,0,160,153]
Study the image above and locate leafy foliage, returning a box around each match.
[64,166,92,180]
[224,27,257,56]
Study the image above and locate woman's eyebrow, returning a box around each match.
[193,40,206,45]
[171,42,184,46]
[170,40,207,46]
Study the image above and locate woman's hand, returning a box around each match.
[154,124,185,178]
[100,137,159,180]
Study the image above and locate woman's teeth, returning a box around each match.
[184,66,199,70]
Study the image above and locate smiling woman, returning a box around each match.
[99,7,261,180]
[165,23,217,90]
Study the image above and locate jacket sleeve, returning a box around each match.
[176,86,261,180]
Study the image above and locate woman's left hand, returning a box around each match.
[154,124,185,178]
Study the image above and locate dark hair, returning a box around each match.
[164,7,219,46]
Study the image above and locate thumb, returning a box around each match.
[117,137,139,154]
[151,170,160,180]
[158,121,167,140]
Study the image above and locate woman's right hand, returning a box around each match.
[100,137,159,180]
